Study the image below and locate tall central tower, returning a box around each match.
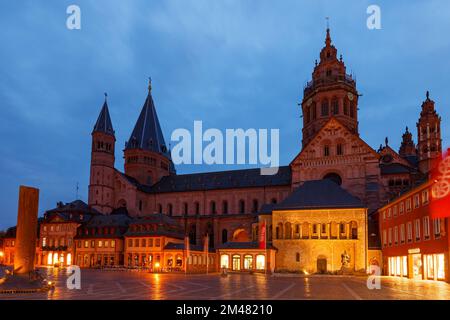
[124,80,175,186]
[301,28,359,147]
[417,91,442,174]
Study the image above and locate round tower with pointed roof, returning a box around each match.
[124,80,175,186]
[301,27,359,148]
[88,94,116,214]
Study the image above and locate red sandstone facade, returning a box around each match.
[0,28,445,278]
[379,181,449,281]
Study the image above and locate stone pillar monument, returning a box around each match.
[14,186,39,275]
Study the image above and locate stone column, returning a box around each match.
[14,186,39,275]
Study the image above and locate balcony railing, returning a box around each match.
[304,74,356,95]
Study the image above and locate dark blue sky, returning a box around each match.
[1,0,449,229]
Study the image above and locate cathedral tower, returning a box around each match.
[301,28,359,147]
[399,126,417,158]
[417,91,442,174]
[88,94,116,214]
[124,79,175,186]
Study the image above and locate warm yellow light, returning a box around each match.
[48,281,52,286]
[303,270,309,275]
[155,262,160,268]
[0,251,4,257]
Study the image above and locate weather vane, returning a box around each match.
[326,17,330,29]
[148,76,152,92]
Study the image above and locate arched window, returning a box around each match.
[337,143,343,156]
[350,221,358,239]
[221,229,228,244]
[157,204,162,214]
[189,224,196,245]
[183,202,188,216]
[194,202,200,215]
[350,101,355,118]
[324,145,330,157]
[271,198,277,204]
[321,99,329,116]
[222,201,228,214]
[252,199,259,213]
[210,201,217,215]
[167,204,173,216]
[311,102,317,120]
[285,222,292,239]
[239,200,245,214]
[139,200,143,211]
[332,98,339,115]
[296,252,300,262]
[277,222,284,239]
[220,254,229,269]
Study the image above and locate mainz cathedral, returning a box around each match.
[4,28,440,274]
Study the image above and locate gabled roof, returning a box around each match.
[146,166,292,194]
[93,99,114,136]
[274,179,365,211]
[290,117,380,166]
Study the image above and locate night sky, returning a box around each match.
[1,0,449,229]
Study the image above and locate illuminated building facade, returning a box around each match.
[379,180,449,282]
[0,28,445,278]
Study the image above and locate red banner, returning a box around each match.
[259,221,266,249]
[430,149,450,218]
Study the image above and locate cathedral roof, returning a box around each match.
[93,97,114,136]
[125,81,170,157]
[144,166,291,193]
[379,163,415,175]
[274,179,364,211]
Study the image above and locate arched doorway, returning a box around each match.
[323,172,342,186]
[317,255,327,274]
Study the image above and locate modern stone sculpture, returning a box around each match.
[14,186,39,274]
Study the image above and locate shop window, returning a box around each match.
[220,254,229,269]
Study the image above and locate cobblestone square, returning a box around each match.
[1,268,450,300]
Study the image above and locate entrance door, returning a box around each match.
[317,258,327,274]
[412,254,423,280]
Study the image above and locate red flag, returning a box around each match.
[430,149,450,218]
[259,221,266,249]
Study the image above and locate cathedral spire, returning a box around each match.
[93,93,114,136]
[125,80,170,157]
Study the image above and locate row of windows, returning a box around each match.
[304,98,356,124]
[323,143,344,157]
[382,217,442,247]
[275,221,358,240]
[77,240,116,249]
[42,237,72,248]
[126,156,168,170]
[95,141,113,152]
[42,224,72,232]
[383,189,429,220]
[156,198,278,216]
[78,227,118,236]
[127,238,161,248]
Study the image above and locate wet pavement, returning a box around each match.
[1,268,450,300]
